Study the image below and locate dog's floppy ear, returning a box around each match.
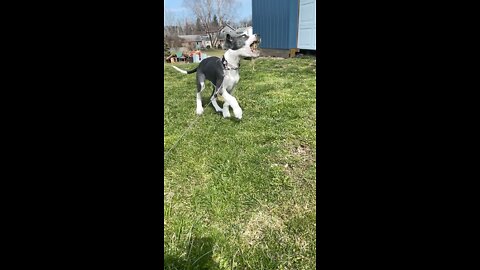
[224,34,234,49]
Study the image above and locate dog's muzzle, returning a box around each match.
[250,35,261,52]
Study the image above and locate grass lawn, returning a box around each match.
[164,57,316,269]
[201,49,226,57]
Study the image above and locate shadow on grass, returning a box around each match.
[164,237,218,270]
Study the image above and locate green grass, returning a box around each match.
[164,57,316,270]
[202,49,226,57]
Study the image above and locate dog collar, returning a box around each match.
[222,56,239,70]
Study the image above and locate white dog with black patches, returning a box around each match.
[172,33,261,119]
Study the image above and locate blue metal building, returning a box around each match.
[252,0,299,50]
[252,0,316,51]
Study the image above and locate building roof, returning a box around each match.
[206,23,236,34]
[236,26,252,32]
[218,23,236,32]
[178,35,202,42]
[235,26,252,35]
[200,35,210,41]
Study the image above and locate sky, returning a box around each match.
[164,0,252,26]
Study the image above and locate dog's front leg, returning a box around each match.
[222,101,231,118]
[222,92,242,119]
[211,97,223,113]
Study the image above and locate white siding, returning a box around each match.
[297,0,316,50]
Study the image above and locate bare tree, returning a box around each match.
[195,18,203,34]
[164,9,186,35]
[238,16,252,27]
[164,9,175,28]
[184,19,196,35]
[183,0,238,47]
[214,0,236,25]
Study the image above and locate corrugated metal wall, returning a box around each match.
[252,0,299,50]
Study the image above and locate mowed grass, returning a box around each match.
[164,56,316,270]
[202,49,225,57]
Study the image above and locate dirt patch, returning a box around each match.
[278,143,316,189]
[242,211,284,246]
[293,144,311,157]
[164,191,175,203]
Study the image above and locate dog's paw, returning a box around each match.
[222,109,231,118]
[233,108,243,120]
[215,108,223,113]
[196,107,204,115]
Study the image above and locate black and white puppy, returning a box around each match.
[172,34,261,119]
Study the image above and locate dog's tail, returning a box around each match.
[172,65,197,74]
